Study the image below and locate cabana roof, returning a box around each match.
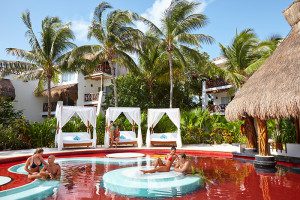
[225,1,300,121]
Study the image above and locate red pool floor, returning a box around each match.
[1,153,300,199]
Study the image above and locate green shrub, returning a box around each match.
[181,108,243,144]
[28,118,56,148]
[0,98,31,150]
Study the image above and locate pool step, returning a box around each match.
[0,180,59,200]
[103,167,202,198]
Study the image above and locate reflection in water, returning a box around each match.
[45,155,300,200]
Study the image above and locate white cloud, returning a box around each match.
[71,19,90,42]
[136,0,212,32]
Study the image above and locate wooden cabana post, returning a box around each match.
[256,118,269,156]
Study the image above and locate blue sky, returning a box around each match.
[0,0,293,60]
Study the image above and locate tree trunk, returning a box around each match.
[294,117,300,144]
[148,81,154,105]
[256,118,269,156]
[168,51,173,108]
[109,61,118,107]
[244,116,258,149]
[47,76,52,118]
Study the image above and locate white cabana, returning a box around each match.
[104,107,142,148]
[55,101,97,150]
[146,108,182,148]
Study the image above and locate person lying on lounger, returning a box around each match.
[25,148,48,176]
[28,155,61,180]
[141,146,178,174]
[174,153,193,174]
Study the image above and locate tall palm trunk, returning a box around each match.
[168,50,173,108]
[47,76,52,118]
[244,116,258,149]
[109,61,118,107]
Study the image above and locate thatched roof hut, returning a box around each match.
[0,79,15,100]
[42,83,78,102]
[225,0,300,121]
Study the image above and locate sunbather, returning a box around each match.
[28,155,61,180]
[141,146,178,174]
[24,148,48,177]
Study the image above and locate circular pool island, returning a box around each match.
[102,166,203,198]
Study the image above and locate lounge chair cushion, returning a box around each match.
[151,133,177,142]
[119,131,137,143]
[56,132,93,144]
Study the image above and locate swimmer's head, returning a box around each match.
[179,153,187,161]
[48,155,56,164]
[34,148,44,155]
[170,146,176,154]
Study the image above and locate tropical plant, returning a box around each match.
[138,0,213,107]
[0,97,31,150]
[104,73,194,110]
[68,2,138,107]
[0,11,76,117]
[219,29,281,87]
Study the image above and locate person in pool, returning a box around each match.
[28,155,61,180]
[141,146,178,174]
[174,153,193,174]
[108,121,116,147]
[24,148,48,177]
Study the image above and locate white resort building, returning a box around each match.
[202,56,233,115]
[1,63,127,121]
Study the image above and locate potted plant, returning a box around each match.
[272,129,283,150]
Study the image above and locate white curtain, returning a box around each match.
[146,108,182,148]
[146,110,165,147]
[55,102,97,150]
[165,109,182,148]
[104,107,142,148]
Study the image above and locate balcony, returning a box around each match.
[208,104,228,114]
[94,62,111,75]
[42,102,57,112]
[84,93,99,102]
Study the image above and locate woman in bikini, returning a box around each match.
[141,146,178,174]
[24,148,48,178]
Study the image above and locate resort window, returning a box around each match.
[61,72,76,83]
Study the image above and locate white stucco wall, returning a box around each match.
[6,75,46,122]
[210,92,232,105]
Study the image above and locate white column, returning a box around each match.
[202,80,208,109]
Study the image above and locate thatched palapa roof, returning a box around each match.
[42,83,78,101]
[225,1,300,121]
[0,79,15,100]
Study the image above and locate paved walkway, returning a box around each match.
[0,144,241,159]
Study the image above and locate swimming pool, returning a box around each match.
[1,152,300,199]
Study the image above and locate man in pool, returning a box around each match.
[141,146,178,174]
[174,153,193,174]
[28,155,61,180]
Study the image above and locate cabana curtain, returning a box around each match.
[55,101,97,150]
[146,108,182,148]
[104,107,142,148]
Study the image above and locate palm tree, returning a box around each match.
[219,29,281,87]
[68,2,138,107]
[130,34,172,105]
[138,0,213,108]
[219,28,281,149]
[0,11,75,117]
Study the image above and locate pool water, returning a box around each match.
[1,153,300,199]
